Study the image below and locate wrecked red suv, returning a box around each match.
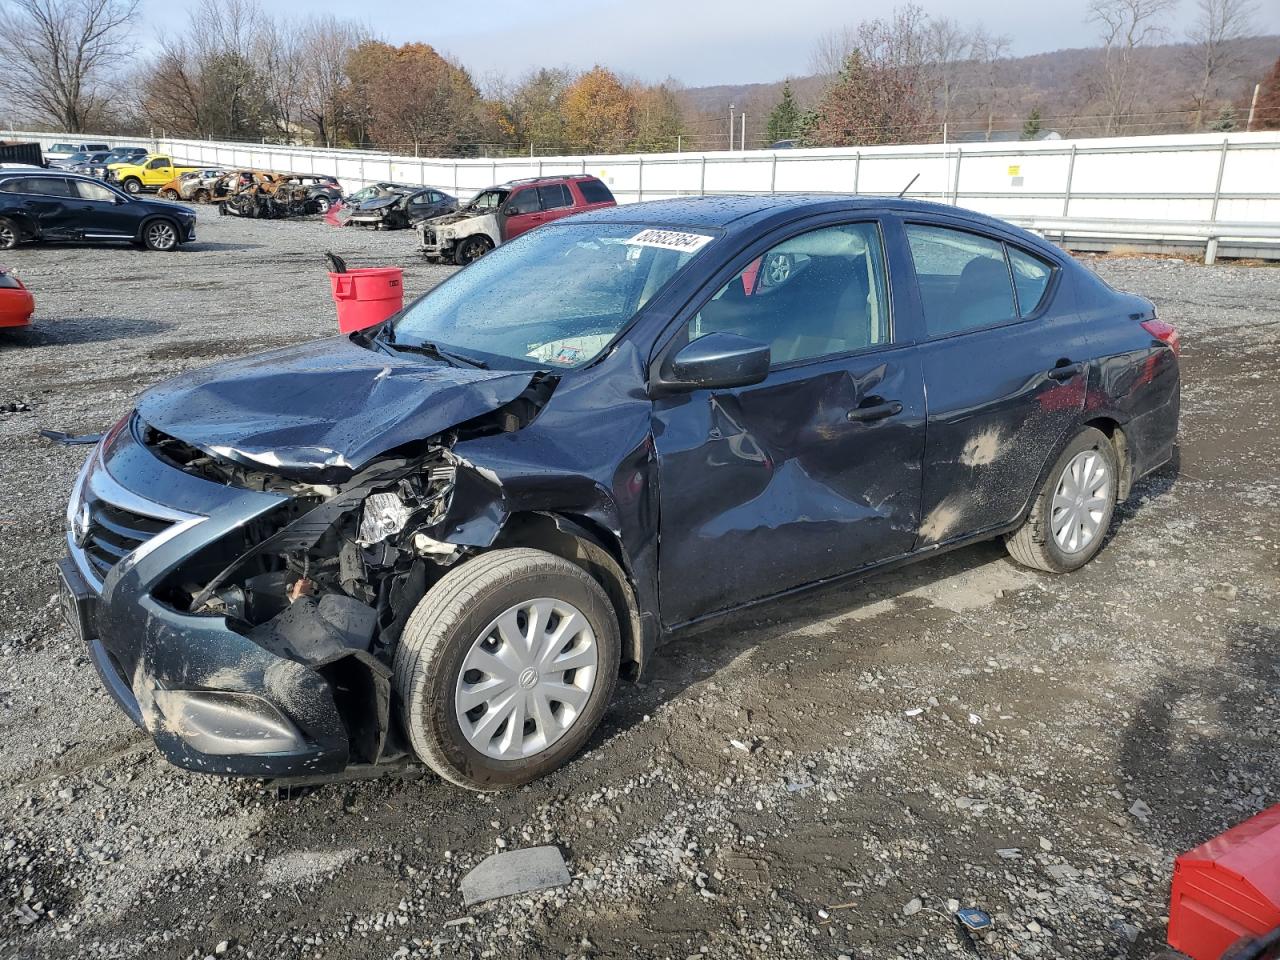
[418,174,616,265]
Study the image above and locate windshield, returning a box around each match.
[390,222,717,369]
[468,189,508,211]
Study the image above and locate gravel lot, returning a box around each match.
[0,213,1276,960]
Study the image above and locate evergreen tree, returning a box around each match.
[1210,106,1237,131]
[766,80,801,144]
[1021,107,1043,140]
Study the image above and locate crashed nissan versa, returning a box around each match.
[59,196,1179,791]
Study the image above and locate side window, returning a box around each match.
[1007,246,1054,315]
[906,224,1016,337]
[27,177,73,197]
[74,180,117,202]
[504,188,540,215]
[149,158,168,169]
[686,222,891,366]
[538,183,572,210]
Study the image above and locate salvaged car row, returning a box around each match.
[0,141,621,257]
[55,195,1180,791]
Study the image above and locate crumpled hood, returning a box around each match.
[136,337,536,482]
[425,208,485,226]
[356,194,407,213]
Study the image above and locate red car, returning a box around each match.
[417,174,617,264]
[0,268,34,328]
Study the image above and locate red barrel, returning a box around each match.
[328,267,404,333]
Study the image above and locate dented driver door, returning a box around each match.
[651,218,927,628]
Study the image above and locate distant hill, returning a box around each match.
[677,35,1280,147]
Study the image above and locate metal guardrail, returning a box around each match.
[1012,216,1280,263]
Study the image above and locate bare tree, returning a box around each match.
[924,17,975,131]
[0,0,140,131]
[296,16,365,146]
[970,26,1012,140]
[1186,0,1258,129]
[1088,0,1179,134]
[810,25,858,79]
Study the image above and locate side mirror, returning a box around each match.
[654,332,771,394]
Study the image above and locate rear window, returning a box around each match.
[1007,246,1054,314]
[577,178,614,204]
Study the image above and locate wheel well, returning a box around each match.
[1081,416,1133,501]
[492,512,644,680]
[138,215,179,238]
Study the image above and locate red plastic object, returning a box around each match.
[328,267,404,333]
[0,269,34,328]
[324,201,344,227]
[1169,805,1280,960]
[1142,317,1182,356]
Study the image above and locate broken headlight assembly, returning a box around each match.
[357,492,413,546]
[356,464,456,548]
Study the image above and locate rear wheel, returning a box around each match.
[453,235,493,266]
[193,189,211,203]
[315,196,330,213]
[393,548,620,791]
[0,217,18,250]
[141,219,180,251]
[1005,427,1117,573]
[121,177,142,195]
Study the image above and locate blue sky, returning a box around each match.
[164,0,1280,87]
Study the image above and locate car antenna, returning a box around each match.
[898,173,920,198]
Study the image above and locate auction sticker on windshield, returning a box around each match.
[624,229,714,254]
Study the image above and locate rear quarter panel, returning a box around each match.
[1072,268,1180,479]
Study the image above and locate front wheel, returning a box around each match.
[121,177,142,195]
[141,219,180,251]
[453,235,493,266]
[393,548,620,791]
[159,188,179,200]
[1005,427,1118,573]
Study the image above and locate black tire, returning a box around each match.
[1005,426,1118,573]
[141,218,180,252]
[121,177,142,195]
[453,235,493,266]
[194,189,211,203]
[159,188,179,200]
[315,196,330,213]
[0,217,18,250]
[393,548,621,791]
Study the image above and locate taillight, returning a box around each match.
[1141,318,1180,357]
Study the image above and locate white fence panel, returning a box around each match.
[6,129,1279,256]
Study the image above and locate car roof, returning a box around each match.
[568,194,1046,240]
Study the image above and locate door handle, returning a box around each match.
[1047,361,1083,381]
[847,400,903,422]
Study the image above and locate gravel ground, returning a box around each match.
[0,214,1276,960]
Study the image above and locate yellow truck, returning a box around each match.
[106,155,201,195]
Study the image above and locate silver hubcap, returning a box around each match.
[148,223,176,248]
[1051,450,1111,553]
[0,224,13,246]
[455,598,598,760]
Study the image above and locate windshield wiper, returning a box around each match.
[386,339,489,369]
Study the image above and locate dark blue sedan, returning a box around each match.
[59,196,1178,790]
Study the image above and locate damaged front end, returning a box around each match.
[63,351,557,778]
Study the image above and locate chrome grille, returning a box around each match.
[80,498,173,584]
[67,445,205,594]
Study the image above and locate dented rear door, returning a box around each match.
[903,219,1089,549]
